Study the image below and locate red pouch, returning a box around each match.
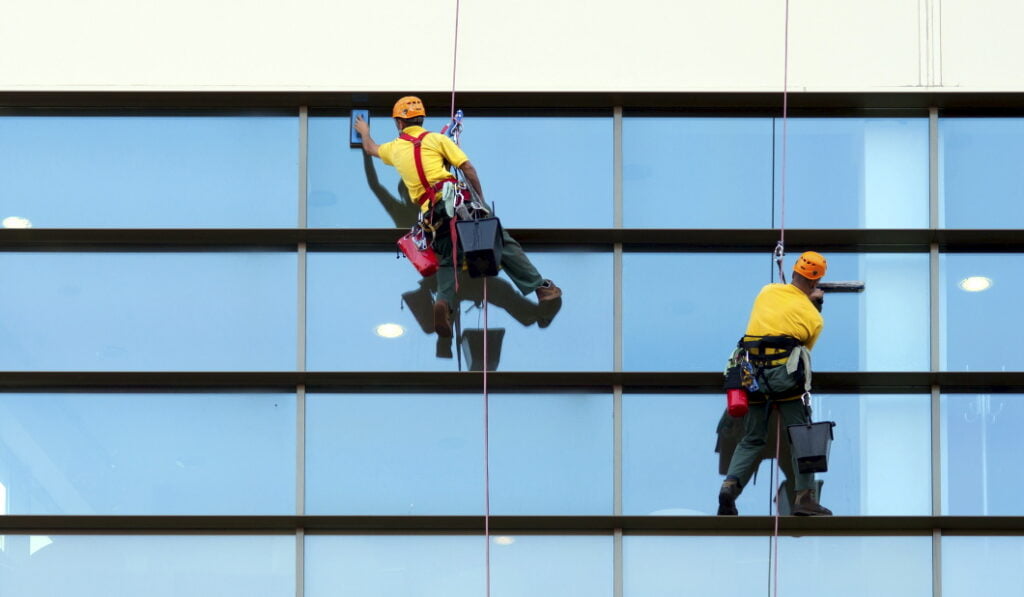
[397,232,439,277]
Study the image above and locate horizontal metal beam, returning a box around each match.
[2,228,1023,252]
[0,372,1022,394]
[2,515,1022,535]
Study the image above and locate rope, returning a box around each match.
[775,0,791,285]
[771,408,782,597]
[450,0,461,123]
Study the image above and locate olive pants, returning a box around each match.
[726,399,815,492]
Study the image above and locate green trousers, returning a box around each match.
[726,399,815,492]
[430,207,545,306]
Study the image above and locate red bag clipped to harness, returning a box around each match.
[397,224,438,277]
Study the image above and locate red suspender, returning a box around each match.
[399,131,437,205]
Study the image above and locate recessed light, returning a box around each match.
[959,276,992,292]
[2,216,32,229]
[374,323,405,338]
[493,536,515,546]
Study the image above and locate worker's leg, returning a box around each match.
[498,229,546,296]
[431,212,457,306]
[725,401,770,489]
[777,399,815,492]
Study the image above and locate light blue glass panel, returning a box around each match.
[309,114,612,228]
[490,393,612,515]
[306,535,612,597]
[940,118,1024,228]
[622,253,928,372]
[0,115,298,228]
[0,535,294,597]
[774,118,929,228]
[0,252,296,371]
[623,394,930,516]
[623,117,773,228]
[0,393,294,515]
[306,393,610,515]
[307,251,611,371]
[941,394,1024,515]
[624,535,931,597]
[942,536,1024,595]
[941,254,1024,371]
[305,393,482,515]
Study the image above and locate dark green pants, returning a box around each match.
[430,206,545,306]
[726,399,815,492]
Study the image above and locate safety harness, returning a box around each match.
[733,335,812,402]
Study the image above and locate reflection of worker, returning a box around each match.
[718,251,832,516]
[353,96,561,337]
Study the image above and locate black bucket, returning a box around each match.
[786,421,836,474]
[456,217,503,278]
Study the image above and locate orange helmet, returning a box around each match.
[793,251,827,280]
[392,96,426,119]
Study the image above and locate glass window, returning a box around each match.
[775,118,929,229]
[940,118,1024,228]
[623,394,930,516]
[623,117,773,228]
[624,535,932,597]
[0,115,298,228]
[308,113,613,228]
[307,251,612,371]
[306,535,612,597]
[941,254,1024,371]
[941,394,1024,515]
[622,252,929,372]
[942,536,1024,594]
[0,535,294,597]
[0,252,296,371]
[0,393,295,515]
[306,393,611,515]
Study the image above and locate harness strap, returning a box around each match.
[399,131,454,206]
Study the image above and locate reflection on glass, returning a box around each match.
[940,118,1024,228]
[307,251,612,371]
[941,254,1024,372]
[306,393,611,515]
[0,393,295,515]
[309,114,613,228]
[0,115,298,228]
[623,394,930,516]
[775,118,929,229]
[623,117,773,228]
[622,253,928,372]
[306,535,612,597]
[624,535,931,597]
[0,252,296,371]
[941,394,1024,515]
[0,535,294,597]
[942,536,1024,594]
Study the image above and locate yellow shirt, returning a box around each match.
[377,126,470,211]
[744,283,824,350]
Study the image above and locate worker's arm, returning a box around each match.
[353,115,380,158]
[810,287,824,312]
[459,160,485,201]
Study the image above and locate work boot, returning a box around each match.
[718,478,741,516]
[535,280,562,302]
[792,489,832,516]
[433,300,453,338]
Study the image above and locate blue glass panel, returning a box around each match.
[941,394,1024,515]
[624,536,931,596]
[942,536,1024,594]
[623,117,773,228]
[306,535,612,597]
[0,535,294,597]
[774,118,929,229]
[941,254,1024,371]
[306,393,610,515]
[623,394,930,516]
[0,252,296,371]
[622,253,928,372]
[0,115,298,228]
[309,114,612,228]
[306,251,611,371]
[940,118,1024,228]
[0,393,294,515]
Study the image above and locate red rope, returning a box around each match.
[450,0,460,123]
[771,408,782,597]
[483,277,491,597]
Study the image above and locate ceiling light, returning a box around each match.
[2,216,32,229]
[375,323,405,338]
[959,276,992,292]
[493,536,515,546]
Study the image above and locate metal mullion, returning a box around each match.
[297,384,306,517]
[298,106,309,229]
[614,527,623,597]
[613,385,623,517]
[932,527,942,597]
[931,385,942,517]
[296,526,305,597]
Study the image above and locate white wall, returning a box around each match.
[1,0,1021,93]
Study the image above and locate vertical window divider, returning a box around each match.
[296,526,305,597]
[613,527,624,597]
[613,384,623,517]
[613,106,623,373]
[299,106,309,229]
[932,527,943,597]
[297,383,306,517]
[931,384,942,517]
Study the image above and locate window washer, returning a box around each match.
[353,96,561,337]
[718,251,833,516]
